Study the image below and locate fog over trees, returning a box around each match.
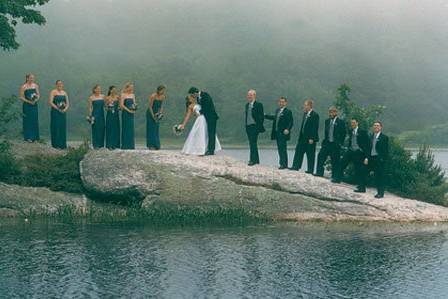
[1,0,447,143]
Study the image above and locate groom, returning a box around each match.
[188,87,219,155]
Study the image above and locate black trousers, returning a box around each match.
[206,117,217,153]
[246,124,259,163]
[276,134,288,168]
[316,141,341,179]
[369,156,386,196]
[340,149,367,190]
[292,140,316,172]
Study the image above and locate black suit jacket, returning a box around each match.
[245,101,265,133]
[347,128,370,158]
[323,117,346,146]
[265,107,293,141]
[368,132,389,161]
[198,91,219,120]
[298,110,319,143]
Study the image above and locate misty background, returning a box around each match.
[1,0,447,144]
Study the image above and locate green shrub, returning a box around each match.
[1,142,89,194]
[335,84,448,206]
[0,140,20,180]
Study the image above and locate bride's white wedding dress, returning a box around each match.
[182,104,222,155]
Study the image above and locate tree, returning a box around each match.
[0,95,20,136]
[0,0,50,51]
[334,84,385,130]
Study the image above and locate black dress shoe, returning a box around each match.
[248,162,256,166]
[354,188,366,193]
[204,152,214,156]
[305,171,313,174]
[313,173,324,177]
[374,194,384,198]
[288,167,299,171]
[331,179,341,183]
[278,166,287,170]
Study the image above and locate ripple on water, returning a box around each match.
[0,222,447,298]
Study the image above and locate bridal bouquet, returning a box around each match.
[172,125,184,136]
[86,115,95,125]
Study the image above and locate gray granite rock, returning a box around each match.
[80,150,448,222]
[0,182,88,217]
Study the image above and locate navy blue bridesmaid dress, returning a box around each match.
[23,87,40,141]
[50,95,67,149]
[146,99,162,149]
[106,99,120,149]
[121,98,135,149]
[91,99,105,149]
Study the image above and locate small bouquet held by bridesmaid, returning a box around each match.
[57,101,66,112]
[155,112,164,121]
[86,115,95,125]
[106,102,117,114]
[130,103,138,112]
[29,93,38,104]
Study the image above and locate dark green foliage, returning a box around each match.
[0,0,49,50]
[384,141,448,205]
[1,142,88,193]
[0,141,20,180]
[335,84,448,206]
[0,95,21,137]
[334,84,385,130]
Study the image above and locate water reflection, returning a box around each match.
[1,222,447,298]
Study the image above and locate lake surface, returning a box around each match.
[219,148,448,174]
[1,221,448,298]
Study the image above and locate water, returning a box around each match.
[219,148,448,174]
[1,221,447,298]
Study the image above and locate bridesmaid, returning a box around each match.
[19,73,40,142]
[120,82,136,150]
[48,80,69,149]
[88,84,105,149]
[146,85,166,150]
[105,85,121,149]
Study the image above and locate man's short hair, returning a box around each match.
[248,89,256,96]
[188,87,199,94]
[351,117,359,123]
[374,120,383,127]
[279,96,287,101]
[304,98,314,107]
[329,106,337,112]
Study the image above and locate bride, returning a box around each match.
[178,95,221,155]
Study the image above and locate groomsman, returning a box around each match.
[290,98,319,173]
[340,118,369,193]
[245,89,265,166]
[365,121,389,198]
[315,106,346,182]
[265,97,294,169]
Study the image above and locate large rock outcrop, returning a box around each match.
[0,183,88,217]
[80,150,448,222]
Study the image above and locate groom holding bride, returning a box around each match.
[178,87,221,156]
